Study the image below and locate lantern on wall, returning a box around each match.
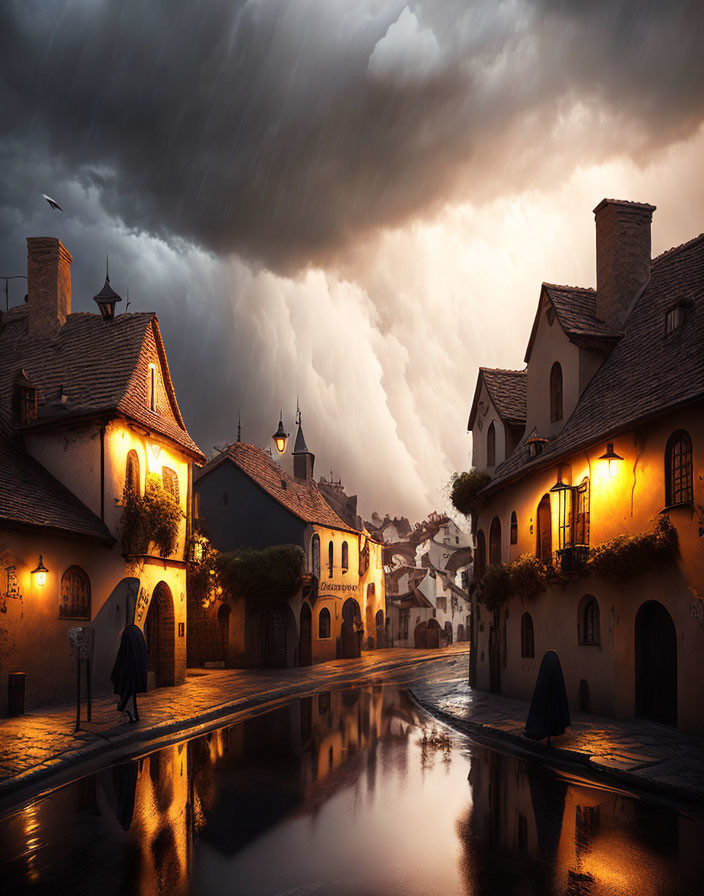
[272,414,289,454]
[31,555,49,586]
[599,442,623,478]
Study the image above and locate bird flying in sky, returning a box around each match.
[42,194,63,211]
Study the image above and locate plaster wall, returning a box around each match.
[472,403,704,734]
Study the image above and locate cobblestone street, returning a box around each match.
[0,645,468,804]
[413,677,704,804]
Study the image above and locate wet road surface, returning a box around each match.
[1,683,702,896]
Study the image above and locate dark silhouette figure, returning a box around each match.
[524,649,571,744]
[111,624,148,723]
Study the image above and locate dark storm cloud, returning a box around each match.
[1,0,703,272]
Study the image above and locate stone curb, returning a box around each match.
[0,650,462,808]
[410,691,704,808]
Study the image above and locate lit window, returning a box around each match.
[60,566,91,620]
[318,607,331,639]
[665,430,693,505]
[125,450,140,497]
[161,466,179,502]
[665,305,683,334]
[148,365,157,412]
[573,479,590,546]
[521,613,534,658]
[550,362,563,422]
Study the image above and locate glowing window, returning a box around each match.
[665,430,693,505]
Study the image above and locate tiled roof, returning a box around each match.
[486,232,704,490]
[525,284,621,363]
[196,442,359,533]
[0,433,112,541]
[468,368,526,429]
[0,307,204,459]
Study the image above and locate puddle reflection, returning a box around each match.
[0,685,701,895]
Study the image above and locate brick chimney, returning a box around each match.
[27,237,72,338]
[593,199,655,328]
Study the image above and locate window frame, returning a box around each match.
[550,362,563,423]
[521,612,535,658]
[59,566,91,620]
[510,511,518,545]
[311,534,321,579]
[341,541,349,573]
[665,430,693,507]
[487,421,496,467]
[328,540,334,578]
[161,466,180,503]
[148,364,157,412]
[578,595,600,646]
[318,606,331,639]
[125,450,140,497]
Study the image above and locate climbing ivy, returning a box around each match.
[120,473,183,558]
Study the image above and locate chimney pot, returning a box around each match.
[26,237,72,338]
[593,199,655,328]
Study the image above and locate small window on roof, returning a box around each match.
[665,305,683,334]
[148,364,157,412]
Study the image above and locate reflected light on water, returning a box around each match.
[0,684,702,896]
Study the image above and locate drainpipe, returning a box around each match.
[100,424,106,520]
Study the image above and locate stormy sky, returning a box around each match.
[2,1,703,519]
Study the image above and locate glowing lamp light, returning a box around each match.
[599,442,623,478]
[31,555,49,587]
[272,414,289,454]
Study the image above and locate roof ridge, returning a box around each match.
[542,282,595,294]
[479,366,526,375]
[652,231,704,265]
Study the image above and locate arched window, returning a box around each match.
[536,494,552,562]
[578,595,600,646]
[341,541,349,572]
[60,566,91,620]
[521,613,535,658]
[148,364,157,412]
[510,511,518,545]
[318,607,331,639]
[376,609,384,628]
[311,534,321,579]
[487,421,496,467]
[489,517,501,566]
[161,466,179,502]
[475,530,486,581]
[328,540,334,578]
[665,430,693,506]
[550,362,563,422]
[125,450,140,496]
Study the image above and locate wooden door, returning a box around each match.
[635,601,677,725]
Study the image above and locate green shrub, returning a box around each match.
[217,544,305,603]
[450,469,491,517]
[120,473,183,558]
[588,514,678,584]
[509,553,548,601]
[479,563,512,611]
[187,534,221,608]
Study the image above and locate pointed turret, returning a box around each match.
[292,407,315,481]
[93,257,122,320]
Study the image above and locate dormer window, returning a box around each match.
[550,362,563,422]
[13,370,37,424]
[665,304,683,334]
[148,364,157,411]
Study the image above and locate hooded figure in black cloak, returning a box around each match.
[524,649,571,744]
[111,624,148,723]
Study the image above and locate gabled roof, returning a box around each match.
[444,546,473,575]
[0,307,204,459]
[524,283,622,363]
[467,367,527,430]
[195,441,359,533]
[0,433,112,542]
[485,232,704,491]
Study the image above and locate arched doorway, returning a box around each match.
[414,621,427,649]
[457,623,465,642]
[635,601,677,726]
[427,618,441,649]
[444,621,453,645]
[247,603,287,667]
[341,598,362,658]
[299,603,312,667]
[145,582,176,687]
[217,603,231,664]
